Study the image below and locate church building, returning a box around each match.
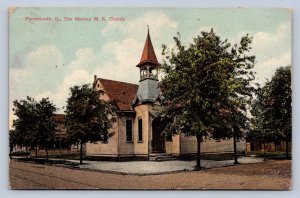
[85,29,246,161]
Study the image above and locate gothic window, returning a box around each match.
[126,119,133,142]
[138,118,143,142]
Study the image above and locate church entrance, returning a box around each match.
[151,117,166,153]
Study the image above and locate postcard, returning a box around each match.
[9,7,292,190]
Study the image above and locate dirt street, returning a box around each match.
[9,159,291,190]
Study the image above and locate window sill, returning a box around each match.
[137,141,143,143]
[126,141,133,143]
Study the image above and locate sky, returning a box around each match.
[9,7,291,122]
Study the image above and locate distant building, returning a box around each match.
[29,114,80,158]
[245,141,291,154]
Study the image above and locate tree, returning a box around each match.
[250,66,291,159]
[158,29,255,169]
[268,66,291,159]
[65,84,117,164]
[9,129,19,158]
[35,98,58,160]
[249,89,278,161]
[10,97,57,161]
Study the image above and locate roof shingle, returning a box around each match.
[137,29,159,67]
[98,78,138,111]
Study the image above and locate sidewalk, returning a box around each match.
[76,157,264,175]
[12,156,264,175]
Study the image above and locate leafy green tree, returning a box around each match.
[250,66,291,159]
[9,129,19,158]
[268,66,291,159]
[10,97,57,161]
[65,84,117,164]
[159,29,255,169]
[35,98,58,160]
[249,89,276,161]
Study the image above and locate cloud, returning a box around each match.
[101,11,178,54]
[206,23,291,85]
[94,38,142,84]
[252,23,291,60]
[253,52,291,84]
[66,48,96,71]
[9,45,97,116]
[25,45,64,69]
[9,45,65,115]
[250,23,291,84]
[10,45,65,95]
[36,69,93,112]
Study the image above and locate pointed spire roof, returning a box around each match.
[137,27,159,67]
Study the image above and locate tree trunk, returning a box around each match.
[35,146,38,162]
[59,135,62,161]
[263,143,266,161]
[285,139,289,159]
[233,128,239,165]
[9,144,13,159]
[45,145,49,162]
[196,134,202,170]
[80,141,83,164]
[25,147,28,158]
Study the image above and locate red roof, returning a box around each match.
[53,114,65,122]
[137,28,159,67]
[98,78,138,111]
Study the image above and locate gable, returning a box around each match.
[93,78,139,111]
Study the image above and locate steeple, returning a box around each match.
[133,27,161,105]
[137,27,159,82]
[137,27,159,67]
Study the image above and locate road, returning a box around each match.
[9,159,291,190]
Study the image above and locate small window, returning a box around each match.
[126,120,133,142]
[138,118,143,142]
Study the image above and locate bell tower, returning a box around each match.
[136,27,159,82]
[134,27,160,104]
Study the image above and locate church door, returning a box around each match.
[152,117,165,153]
